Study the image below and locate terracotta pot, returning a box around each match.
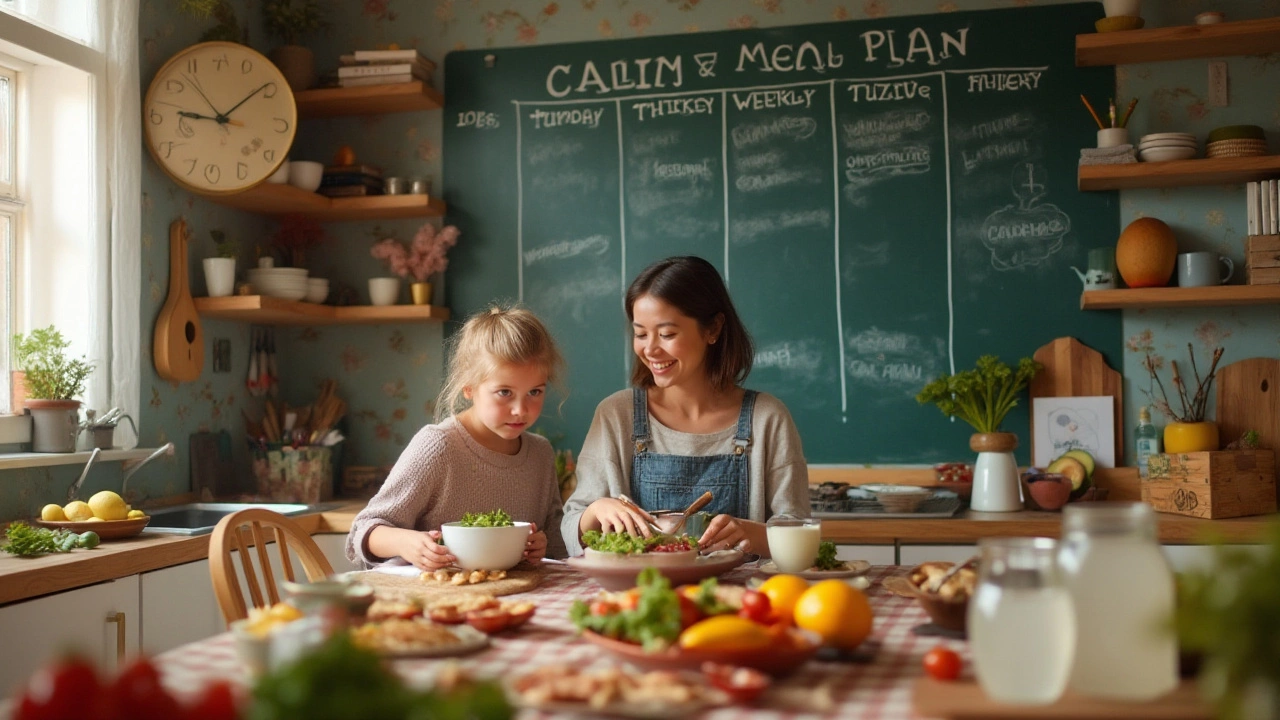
[270,45,316,92]
[410,281,433,305]
[969,432,1018,453]
[9,370,27,415]
[1163,421,1219,454]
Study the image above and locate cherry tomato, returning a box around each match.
[589,600,619,617]
[923,646,963,681]
[678,594,703,629]
[619,589,641,611]
[112,657,181,720]
[16,654,101,720]
[183,680,239,720]
[737,590,773,624]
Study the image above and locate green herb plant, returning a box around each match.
[177,0,243,42]
[210,229,240,259]
[2,522,98,557]
[458,509,513,528]
[813,541,843,571]
[11,326,94,401]
[569,567,684,651]
[263,0,330,47]
[1174,521,1280,720]
[916,355,1042,434]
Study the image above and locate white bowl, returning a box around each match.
[305,285,329,303]
[861,484,933,513]
[231,615,325,676]
[1139,146,1197,162]
[249,268,309,279]
[288,161,324,192]
[266,160,291,184]
[439,521,531,571]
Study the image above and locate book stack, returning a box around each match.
[1245,179,1280,285]
[319,164,384,198]
[336,49,437,88]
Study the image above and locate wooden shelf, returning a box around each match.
[1077,16,1280,66]
[1081,285,1280,310]
[202,182,445,221]
[295,81,443,118]
[1078,155,1280,191]
[194,295,450,324]
[0,448,158,472]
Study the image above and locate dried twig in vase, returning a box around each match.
[1143,345,1224,424]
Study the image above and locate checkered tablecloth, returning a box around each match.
[157,564,965,719]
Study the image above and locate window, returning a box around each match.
[0,63,16,413]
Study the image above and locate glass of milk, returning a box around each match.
[969,537,1075,705]
[765,515,822,573]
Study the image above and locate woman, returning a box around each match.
[560,256,809,557]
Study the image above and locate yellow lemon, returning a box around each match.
[758,574,810,624]
[678,615,771,651]
[793,580,873,650]
[268,602,304,622]
[88,491,128,521]
[127,509,146,520]
[85,517,104,522]
[63,500,94,522]
[41,504,67,521]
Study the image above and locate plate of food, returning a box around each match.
[569,549,745,591]
[505,665,729,719]
[349,618,490,658]
[882,560,977,633]
[580,628,820,677]
[753,541,871,580]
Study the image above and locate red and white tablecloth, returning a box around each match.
[157,564,964,719]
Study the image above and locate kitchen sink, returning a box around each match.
[141,503,319,536]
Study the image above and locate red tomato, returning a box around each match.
[923,646,963,681]
[183,680,239,720]
[619,589,641,611]
[589,600,619,617]
[678,594,703,629]
[16,654,101,720]
[737,590,773,624]
[112,657,181,720]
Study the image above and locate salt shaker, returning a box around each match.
[385,177,405,195]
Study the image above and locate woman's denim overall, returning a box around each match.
[631,388,756,519]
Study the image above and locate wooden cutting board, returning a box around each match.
[1215,357,1280,451]
[913,678,1210,719]
[1030,337,1123,466]
[153,218,204,382]
[353,566,545,601]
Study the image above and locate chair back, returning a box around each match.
[208,508,334,625]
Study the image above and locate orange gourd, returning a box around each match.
[1115,217,1177,288]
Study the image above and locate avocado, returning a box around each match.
[1046,456,1090,496]
[1060,449,1096,479]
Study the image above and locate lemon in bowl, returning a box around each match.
[88,491,129,521]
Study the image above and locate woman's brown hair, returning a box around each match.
[435,304,564,421]
[625,256,753,392]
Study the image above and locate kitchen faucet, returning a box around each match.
[122,442,175,500]
[66,447,103,502]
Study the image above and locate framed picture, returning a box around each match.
[1031,396,1116,469]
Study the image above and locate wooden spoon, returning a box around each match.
[669,491,714,536]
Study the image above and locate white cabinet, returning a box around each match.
[140,560,223,654]
[313,533,359,574]
[836,544,895,566]
[899,544,978,566]
[0,576,140,696]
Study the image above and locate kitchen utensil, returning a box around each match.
[669,491,714,536]
[247,329,260,397]
[153,218,204,382]
[67,447,102,502]
[1215,358,1280,451]
[617,494,666,535]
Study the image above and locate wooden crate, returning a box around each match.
[1245,235,1280,285]
[1143,449,1276,519]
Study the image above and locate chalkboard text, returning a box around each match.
[731,88,818,110]
[546,56,683,98]
[735,41,844,73]
[846,80,933,102]
[859,27,969,67]
[528,107,605,129]
[631,96,715,121]
[966,71,1041,93]
[456,110,500,129]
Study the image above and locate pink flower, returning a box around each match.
[372,224,461,282]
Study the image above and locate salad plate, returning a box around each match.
[753,559,871,580]
[567,549,746,591]
[580,627,821,677]
[504,666,729,718]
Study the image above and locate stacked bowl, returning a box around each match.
[1137,133,1197,162]
[305,278,329,304]
[1206,125,1268,158]
[248,267,309,300]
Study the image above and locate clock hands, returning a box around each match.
[177,110,244,127]
[221,82,272,120]
[183,73,224,119]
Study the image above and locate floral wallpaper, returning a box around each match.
[1,0,1278,521]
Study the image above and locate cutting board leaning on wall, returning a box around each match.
[154,218,204,382]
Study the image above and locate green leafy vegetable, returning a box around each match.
[569,568,683,651]
[458,509,513,528]
[2,521,81,557]
[916,355,1042,434]
[813,541,842,571]
[581,530,697,555]
[689,577,734,615]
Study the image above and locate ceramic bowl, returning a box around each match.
[231,615,326,676]
[861,484,933,513]
[266,160,291,184]
[288,161,324,192]
[1139,145,1197,162]
[439,521,532,571]
[305,278,329,303]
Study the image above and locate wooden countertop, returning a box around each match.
[1,500,1274,607]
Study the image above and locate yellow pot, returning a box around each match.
[1163,421,1219,454]
[410,281,433,305]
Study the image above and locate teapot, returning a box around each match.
[1071,266,1116,291]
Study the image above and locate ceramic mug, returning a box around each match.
[368,277,401,306]
[1177,252,1233,287]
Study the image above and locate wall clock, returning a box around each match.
[143,41,296,195]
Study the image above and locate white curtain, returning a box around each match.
[101,0,141,448]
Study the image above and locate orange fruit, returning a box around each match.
[333,145,356,166]
[1115,217,1176,288]
[793,580,873,649]
[758,574,809,624]
[678,616,771,651]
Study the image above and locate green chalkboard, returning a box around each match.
[443,3,1121,465]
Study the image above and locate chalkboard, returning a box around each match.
[443,3,1121,465]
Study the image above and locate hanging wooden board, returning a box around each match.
[1029,337,1123,467]
[153,218,204,382]
[1215,357,1280,450]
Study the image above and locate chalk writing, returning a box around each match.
[979,163,1070,271]
[845,146,930,177]
[736,42,844,73]
[841,110,931,150]
[966,71,1041,93]
[631,96,715,121]
[735,168,813,192]
[731,209,832,244]
[523,234,610,265]
[546,57,683,98]
[652,159,715,182]
[456,110,500,129]
[529,266,618,324]
[730,117,817,149]
[526,140,584,166]
[846,80,932,102]
[951,111,1035,143]
[528,107,605,129]
[731,88,818,111]
[693,52,718,78]
[860,27,968,67]
[960,138,1031,174]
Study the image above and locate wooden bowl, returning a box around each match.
[34,516,150,540]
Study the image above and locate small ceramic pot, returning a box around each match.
[1097,127,1130,148]
[368,277,401,306]
[203,257,236,297]
[1102,0,1141,18]
[969,433,1023,513]
[410,281,433,305]
[1163,421,1219,454]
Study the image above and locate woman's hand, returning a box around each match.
[585,497,655,538]
[524,522,547,563]
[698,514,752,553]
[399,529,456,571]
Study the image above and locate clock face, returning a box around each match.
[144,42,297,195]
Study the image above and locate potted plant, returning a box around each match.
[1142,344,1224,453]
[917,355,1043,512]
[12,327,95,453]
[177,0,243,42]
[202,229,239,298]
[263,0,330,92]
[370,223,460,306]
[270,214,325,269]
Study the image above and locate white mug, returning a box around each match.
[368,277,401,306]
[1177,252,1233,287]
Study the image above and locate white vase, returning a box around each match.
[368,277,401,306]
[202,257,236,297]
[969,433,1024,512]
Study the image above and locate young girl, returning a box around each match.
[561,256,810,557]
[346,305,568,570]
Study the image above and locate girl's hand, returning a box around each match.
[588,497,655,538]
[698,514,752,553]
[400,529,456,571]
[523,523,547,563]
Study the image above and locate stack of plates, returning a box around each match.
[248,267,309,300]
[1207,125,1268,158]
[1138,133,1197,162]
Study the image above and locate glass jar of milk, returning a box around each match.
[1058,503,1178,701]
[765,515,821,573]
[969,537,1075,705]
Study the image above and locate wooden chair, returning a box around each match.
[208,508,334,626]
